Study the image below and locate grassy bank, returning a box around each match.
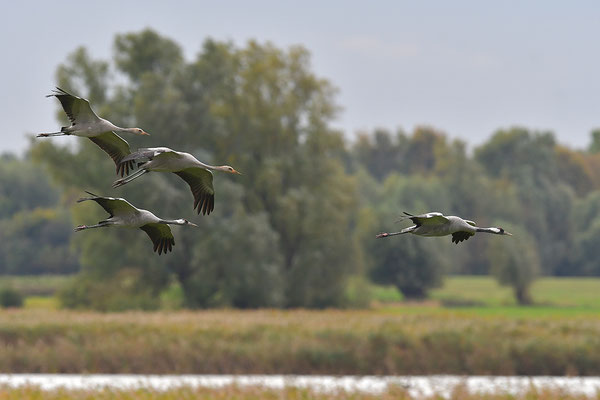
[372,276,600,308]
[432,276,600,308]
[0,308,599,375]
[0,275,72,297]
[0,385,597,400]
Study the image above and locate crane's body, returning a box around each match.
[376,212,511,244]
[54,116,119,138]
[139,148,204,172]
[37,87,149,176]
[112,147,241,215]
[74,192,197,254]
[97,207,159,229]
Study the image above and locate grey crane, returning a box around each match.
[111,147,241,215]
[37,87,149,176]
[74,191,197,255]
[375,212,512,244]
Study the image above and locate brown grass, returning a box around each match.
[0,308,599,375]
[0,385,598,400]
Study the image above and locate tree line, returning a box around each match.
[3,29,600,308]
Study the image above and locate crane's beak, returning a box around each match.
[188,222,199,227]
[233,169,242,175]
[504,231,513,236]
[140,130,150,136]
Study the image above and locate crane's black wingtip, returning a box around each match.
[154,238,175,255]
[116,160,135,177]
[194,194,215,216]
[46,87,68,97]
[77,191,99,203]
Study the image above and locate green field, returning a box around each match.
[4,275,600,315]
[371,275,600,312]
[0,275,72,297]
[433,276,600,308]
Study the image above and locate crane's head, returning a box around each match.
[220,165,242,175]
[134,128,150,136]
[182,219,198,227]
[170,218,198,227]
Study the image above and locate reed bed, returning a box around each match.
[0,308,599,375]
[0,385,598,400]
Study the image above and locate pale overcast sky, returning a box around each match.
[2,1,599,154]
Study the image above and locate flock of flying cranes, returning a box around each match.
[37,87,511,255]
[38,87,240,254]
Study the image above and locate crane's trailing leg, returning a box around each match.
[112,169,149,188]
[376,231,410,238]
[37,132,67,137]
[376,225,416,238]
[74,222,110,232]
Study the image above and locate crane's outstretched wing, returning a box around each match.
[120,147,177,164]
[47,87,101,125]
[173,167,215,215]
[88,132,135,177]
[77,191,138,218]
[399,212,449,227]
[139,223,174,255]
[452,231,474,244]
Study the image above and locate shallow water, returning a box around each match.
[0,374,599,397]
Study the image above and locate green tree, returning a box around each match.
[0,154,59,219]
[0,208,78,275]
[352,129,406,180]
[475,128,576,276]
[570,191,600,275]
[367,174,453,298]
[588,129,600,154]
[0,154,76,275]
[32,30,358,309]
[488,223,540,305]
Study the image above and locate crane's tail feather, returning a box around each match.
[121,149,155,163]
[395,212,414,223]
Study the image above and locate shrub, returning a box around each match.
[0,287,24,308]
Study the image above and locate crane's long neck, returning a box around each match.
[105,121,126,132]
[476,227,502,234]
[113,126,135,134]
[193,159,224,171]
[158,218,187,226]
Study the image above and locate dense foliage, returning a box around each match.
[5,29,600,308]
[0,154,78,275]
